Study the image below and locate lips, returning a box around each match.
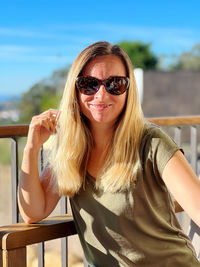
[90,103,111,110]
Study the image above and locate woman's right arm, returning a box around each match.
[18,109,60,223]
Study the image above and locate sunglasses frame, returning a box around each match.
[75,76,129,95]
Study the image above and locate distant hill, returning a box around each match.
[0,96,21,123]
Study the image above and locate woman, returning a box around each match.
[18,41,200,266]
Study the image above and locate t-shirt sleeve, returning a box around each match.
[148,126,181,176]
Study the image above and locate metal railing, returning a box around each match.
[0,115,200,267]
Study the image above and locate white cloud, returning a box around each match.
[0,26,95,43]
[0,45,35,53]
[0,51,74,64]
[1,24,199,56]
[0,24,200,68]
[1,23,200,97]
[48,23,200,54]
[0,27,59,39]
[0,43,80,64]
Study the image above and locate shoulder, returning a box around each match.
[140,123,181,175]
[142,123,169,139]
[141,123,178,150]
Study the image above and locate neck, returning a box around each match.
[89,122,114,150]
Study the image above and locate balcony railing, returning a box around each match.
[0,115,200,267]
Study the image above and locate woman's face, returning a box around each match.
[78,55,127,128]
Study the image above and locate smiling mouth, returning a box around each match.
[90,104,111,110]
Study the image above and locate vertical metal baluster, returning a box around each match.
[174,126,182,147]
[38,147,45,267]
[61,197,68,267]
[38,243,45,267]
[11,137,19,224]
[190,126,197,174]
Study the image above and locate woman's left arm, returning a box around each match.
[162,150,200,226]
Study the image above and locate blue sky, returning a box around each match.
[1,0,200,98]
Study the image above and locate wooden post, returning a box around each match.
[2,247,26,267]
[0,249,2,267]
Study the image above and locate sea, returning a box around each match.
[0,95,20,102]
[0,95,10,102]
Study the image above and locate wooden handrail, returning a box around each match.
[0,125,29,138]
[0,215,76,267]
[147,115,200,126]
[0,215,76,250]
[0,115,200,139]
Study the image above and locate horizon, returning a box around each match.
[1,0,200,98]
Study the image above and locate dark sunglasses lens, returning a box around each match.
[76,77,99,95]
[105,77,128,95]
[76,76,129,95]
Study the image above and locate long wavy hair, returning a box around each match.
[47,41,145,196]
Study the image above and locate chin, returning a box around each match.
[92,116,117,125]
[82,110,118,126]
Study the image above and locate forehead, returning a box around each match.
[82,55,126,78]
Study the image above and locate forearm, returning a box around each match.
[18,145,46,223]
[18,109,60,223]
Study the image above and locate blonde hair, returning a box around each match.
[47,41,145,196]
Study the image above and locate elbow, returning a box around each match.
[24,218,33,224]
[18,197,46,224]
[24,218,38,224]
[19,206,45,224]
[22,215,44,224]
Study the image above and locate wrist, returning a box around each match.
[24,144,41,155]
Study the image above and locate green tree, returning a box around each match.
[117,41,158,70]
[169,44,200,70]
[18,66,69,123]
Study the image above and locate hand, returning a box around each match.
[26,109,60,151]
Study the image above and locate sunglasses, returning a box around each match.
[75,76,129,95]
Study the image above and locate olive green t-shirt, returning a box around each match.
[70,125,200,267]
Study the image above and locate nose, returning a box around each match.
[94,85,107,100]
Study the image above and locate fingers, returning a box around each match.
[43,109,60,134]
[30,109,60,134]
